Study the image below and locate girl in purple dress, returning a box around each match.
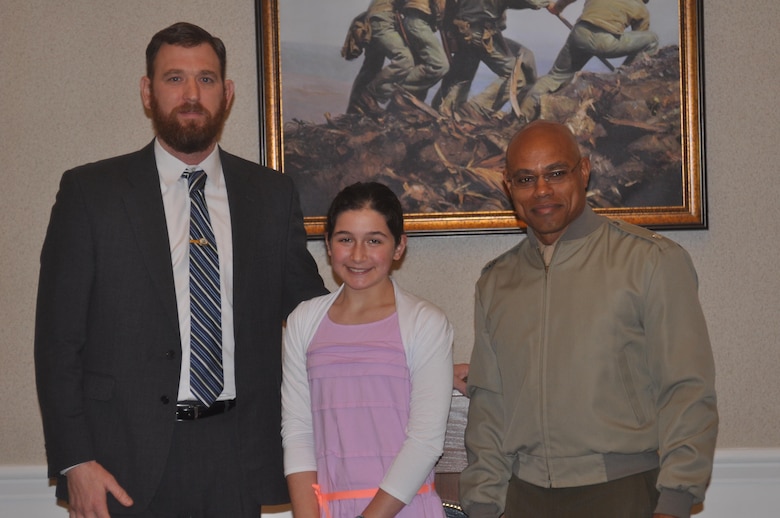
[282,182,453,518]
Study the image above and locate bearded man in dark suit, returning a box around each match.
[34,22,326,518]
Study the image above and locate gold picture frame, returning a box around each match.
[256,0,706,237]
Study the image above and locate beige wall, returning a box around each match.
[1,0,778,467]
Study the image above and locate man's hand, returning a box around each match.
[547,3,561,15]
[453,363,470,396]
[66,461,133,518]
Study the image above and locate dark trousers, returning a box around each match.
[504,469,660,518]
[129,410,259,518]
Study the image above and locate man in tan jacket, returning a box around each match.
[460,121,717,518]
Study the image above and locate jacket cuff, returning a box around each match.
[655,488,694,518]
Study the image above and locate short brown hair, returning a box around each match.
[145,22,227,79]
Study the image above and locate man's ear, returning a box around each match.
[140,76,152,111]
[224,79,235,108]
[579,155,592,187]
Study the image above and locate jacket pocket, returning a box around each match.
[617,353,648,426]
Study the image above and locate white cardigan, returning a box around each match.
[282,279,454,503]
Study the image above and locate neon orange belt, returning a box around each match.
[312,482,435,518]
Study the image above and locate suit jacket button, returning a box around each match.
[160,395,170,405]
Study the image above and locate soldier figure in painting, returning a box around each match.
[434,0,549,118]
[518,0,659,121]
[397,0,451,100]
[344,0,416,115]
[344,0,451,114]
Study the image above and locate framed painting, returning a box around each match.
[256,0,706,237]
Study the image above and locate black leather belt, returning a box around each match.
[176,399,236,421]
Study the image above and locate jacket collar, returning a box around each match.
[525,205,606,248]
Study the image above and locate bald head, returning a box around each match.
[506,121,581,165]
[503,121,591,244]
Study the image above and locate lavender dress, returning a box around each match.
[307,312,445,518]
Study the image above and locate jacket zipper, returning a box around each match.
[539,246,553,487]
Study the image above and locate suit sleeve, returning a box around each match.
[34,171,96,477]
[280,180,326,317]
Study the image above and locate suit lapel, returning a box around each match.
[121,143,180,332]
[221,151,260,319]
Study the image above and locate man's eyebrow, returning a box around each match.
[510,161,571,174]
[333,230,389,238]
[160,68,219,77]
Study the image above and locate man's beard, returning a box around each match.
[150,93,228,155]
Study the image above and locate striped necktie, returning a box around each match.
[182,168,223,407]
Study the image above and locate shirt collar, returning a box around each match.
[154,138,224,190]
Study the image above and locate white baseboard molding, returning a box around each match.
[2,449,778,517]
[697,448,780,516]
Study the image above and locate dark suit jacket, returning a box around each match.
[34,141,327,512]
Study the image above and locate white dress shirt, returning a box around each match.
[155,140,236,402]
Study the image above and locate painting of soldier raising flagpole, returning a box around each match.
[256,0,705,235]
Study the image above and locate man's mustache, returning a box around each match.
[175,102,208,115]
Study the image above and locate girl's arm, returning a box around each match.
[374,297,455,512]
[359,489,406,518]
[287,471,320,518]
[282,304,322,517]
